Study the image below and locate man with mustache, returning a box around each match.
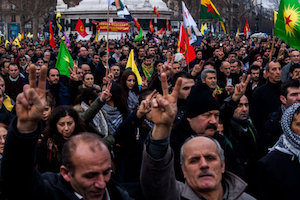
[170,74,250,181]
[140,72,254,200]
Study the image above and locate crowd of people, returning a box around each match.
[0,31,299,200]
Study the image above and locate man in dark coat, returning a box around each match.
[250,60,282,155]
[1,65,133,200]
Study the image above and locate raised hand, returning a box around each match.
[151,73,182,139]
[100,82,112,101]
[232,74,251,102]
[69,65,79,81]
[16,64,47,133]
[136,90,157,119]
[161,54,174,76]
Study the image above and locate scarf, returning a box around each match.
[102,104,123,134]
[271,103,300,161]
[81,102,109,138]
[142,63,154,80]
[127,91,139,113]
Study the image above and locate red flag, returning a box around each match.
[133,18,141,31]
[149,21,154,33]
[177,24,196,63]
[170,25,173,33]
[48,19,55,48]
[153,6,159,17]
[244,19,250,38]
[164,28,166,35]
[156,28,163,36]
[166,19,169,30]
[75,18,88,38]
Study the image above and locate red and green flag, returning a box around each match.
[274,0,300,50]
[200,0,227,35]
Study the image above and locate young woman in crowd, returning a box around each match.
[120,70,140,113]
[37,106,85,173]
[101,82,128,133]
[73,86,115,148]
[77,72,101,94]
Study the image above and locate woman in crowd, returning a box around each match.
[37,106,85,173]
[78,72,101,94]
[120,71,140,113]
[101,82,128,133]
[73,85,115,148]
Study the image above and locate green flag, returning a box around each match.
[200,0,227,35]
[274,0,300,50]
[55,40,74,77]
[133,28,143,42]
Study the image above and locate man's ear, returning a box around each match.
[181,165,187,179]
[280,95,287,105]
[221,161,225,173]
[60,165,71,182]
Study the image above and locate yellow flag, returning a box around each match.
[236,28,240,37]
[13,38,21,48]
[95,29,100,42]
[18,33,22,41]
[126,50,143,90]
[56,10,61,19]
[22,32,24,40]
[200,24,205,35]
[27,32,32,40]
[5,40,10,48]
[274,11,278,25]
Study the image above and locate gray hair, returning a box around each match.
[180,135,225,169]
[200,68,216,81]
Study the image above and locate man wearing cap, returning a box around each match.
[140,72,254,200]
[109,43,122,67]
[170,75,250,181]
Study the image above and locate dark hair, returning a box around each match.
[203,61,215,69]
[279,79,300,97]
[143,55,151,60]
[0,123,8,130]
[43,106,86,142]
[249,64,260,72]
[45,91,56,108]
[120,70,139,95]
[83,72,94,81]
[74,87,98,105]
[290,63,300,73]
[108,82,129,118]
[47,67,59,77]
[61,132,106,175]
[138,90,154,104]
[172,71,193,86]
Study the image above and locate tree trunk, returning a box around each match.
[33,17,38,41]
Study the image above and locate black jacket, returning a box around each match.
[1,118,133,200]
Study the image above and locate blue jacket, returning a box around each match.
[46,81,71,106]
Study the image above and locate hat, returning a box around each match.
[114,43,121,49]
[185,83,220,118]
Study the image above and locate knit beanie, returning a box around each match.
[185,83,220,118]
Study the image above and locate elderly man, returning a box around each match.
[140,72,255,200]
[77,47,91,66]
[1,65,133,200]
[252,103,300,199]
[281,50,300,82]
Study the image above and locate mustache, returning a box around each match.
[205,124,217,130]
[197,171,214,178]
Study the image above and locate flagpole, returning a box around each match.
[269,28,275,62]
[185,27,190,72]
[106,5,110,74]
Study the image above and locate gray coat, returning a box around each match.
[140,145,256,200]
